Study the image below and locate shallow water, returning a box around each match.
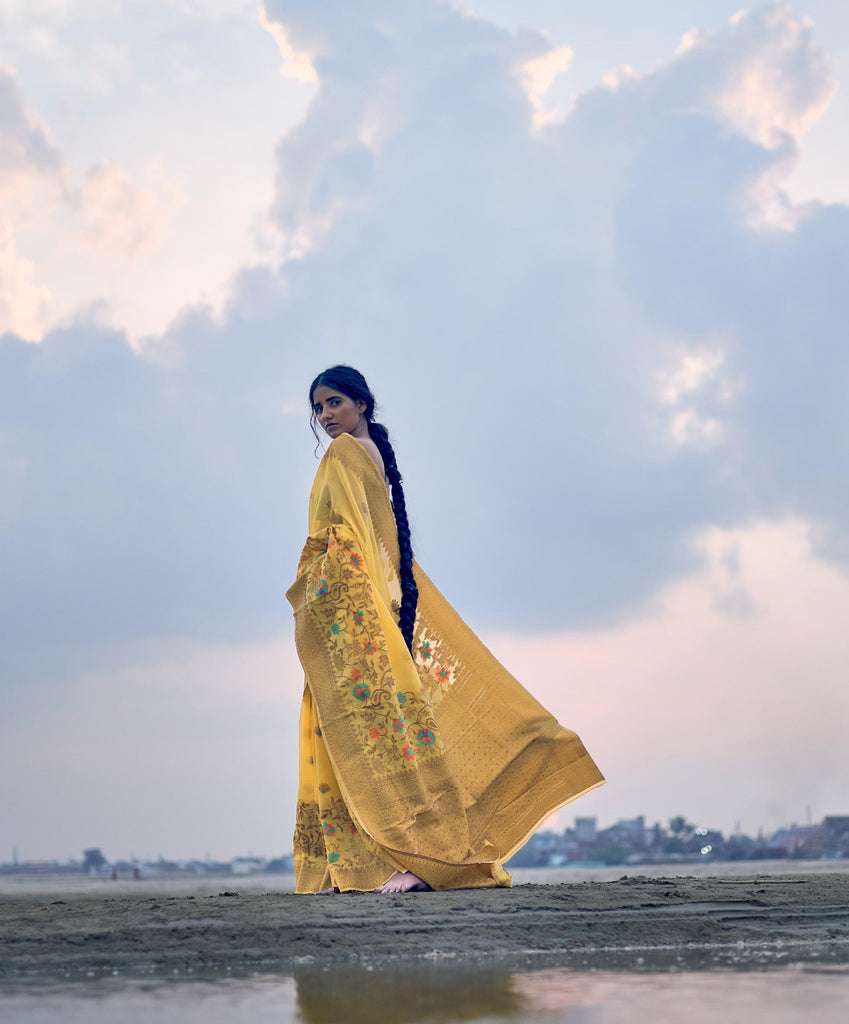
[2,964,848,1024]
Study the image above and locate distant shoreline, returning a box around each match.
[1,857,846,897]
[2,869,847,981]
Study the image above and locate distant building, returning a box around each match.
[574,817,597,843]
[602,816,647,850]
[266,853,295,873]
[231,857,268,875]
[768,825,814,857]
[822,817,849,858]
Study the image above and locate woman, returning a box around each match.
[287,366,604,894]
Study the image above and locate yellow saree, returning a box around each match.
[286,433,604,892]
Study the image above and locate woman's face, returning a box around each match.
[311,385,368,439]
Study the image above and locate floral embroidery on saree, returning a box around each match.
[297,523,444,771]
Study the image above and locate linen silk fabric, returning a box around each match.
[287,433,604,892]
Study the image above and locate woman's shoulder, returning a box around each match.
[326,433,385,477]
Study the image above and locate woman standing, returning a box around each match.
[287,366,604,893]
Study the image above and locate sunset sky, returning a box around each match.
[2,0,848,863]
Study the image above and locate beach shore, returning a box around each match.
[2,871,847,981]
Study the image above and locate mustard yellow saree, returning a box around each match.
[286,433,604,892]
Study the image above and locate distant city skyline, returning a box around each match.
[5,809,847,870]
[5,810,848,882]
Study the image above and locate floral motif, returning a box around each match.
[299,522,446,772]
[293,801,325,861]
[294,798,399,884]
[314,726,322,737]
[315,579,329,598]
[321,820,336,837]
[318,782,331,794]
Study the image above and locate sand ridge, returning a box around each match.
[1,873,848,981]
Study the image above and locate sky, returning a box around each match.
[1,0,848,863]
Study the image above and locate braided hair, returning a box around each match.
[309,365,419,652]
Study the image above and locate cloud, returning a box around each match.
[0,67,63,193]
[519,44,573,127]
[0,220,51,339]
[655,346,737,449]
[486,518,849,837]
[0,67,182,341]
[0,6,134,97]
[258,7,318,83]
[76,160,174,259]
[1,0,847,685]
[0,67,62,337]
[708,6,834,147]
[255,0,846,618]
[0,3,298,342]
[658,349,727,405]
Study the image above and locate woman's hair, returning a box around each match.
[309,365,419,653]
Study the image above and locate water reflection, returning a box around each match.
[1,963,848,1024]
[294,964,524,1023]
[291,964,849,1024]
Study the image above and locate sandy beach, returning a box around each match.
[2,870,847,982]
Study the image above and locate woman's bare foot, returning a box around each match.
[315,886,339,895]
[375,871,432,894]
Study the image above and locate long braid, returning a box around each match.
[309,365,419,654]
[367,421,419,652]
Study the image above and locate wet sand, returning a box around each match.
[2,872,848,981]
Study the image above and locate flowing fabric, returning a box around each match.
[286,433,604,892]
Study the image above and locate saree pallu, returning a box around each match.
[286,433,604,892]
